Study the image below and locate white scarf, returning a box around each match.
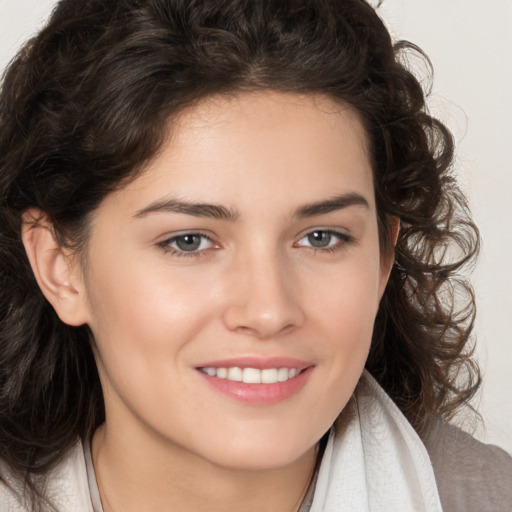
[308,370,442,511]
[1,371,442,511]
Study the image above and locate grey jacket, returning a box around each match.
[422,420,512,512]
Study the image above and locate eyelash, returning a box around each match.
[158,231,216,258]
[158,229,353,258]
[294,229,353,254]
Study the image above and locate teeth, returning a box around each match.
[243,368,261,384]
[261,368,278,384]
[277,367,289,382]
[227,367,243,382]
[200,366,301,383]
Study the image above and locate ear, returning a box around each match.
[378,216,400,299]
[21,208,89,326]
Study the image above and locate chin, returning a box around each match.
[198,435,318,472]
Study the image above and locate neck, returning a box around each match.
[92,422,318,512]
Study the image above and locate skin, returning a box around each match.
[23,92,396,511]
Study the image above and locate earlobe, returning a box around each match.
[21,209,89,326]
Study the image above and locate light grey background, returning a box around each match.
[1,0,511,452]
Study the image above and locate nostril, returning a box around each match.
[221,264,306,337]
[230,321,298,340]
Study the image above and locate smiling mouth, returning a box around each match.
[198,367,304,384]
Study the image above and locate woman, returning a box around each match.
[0,0,511,511]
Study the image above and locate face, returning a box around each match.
[80,92,392,470]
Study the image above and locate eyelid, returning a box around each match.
[157,230,219,257]
[294,228,353,250]
[156,227,353,257]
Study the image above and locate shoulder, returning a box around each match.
[0,473,27,511]
[422,419,512,512]
[0,485,23,511]
[0,457,27,511]
[1,440,94,512]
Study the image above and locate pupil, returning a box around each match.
[308,231,330,247]
[176,235,201,251]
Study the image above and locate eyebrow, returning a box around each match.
[134,199,240,221]
[295,193,370,218]
[133,192,369,221]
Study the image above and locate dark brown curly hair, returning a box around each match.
[0,0,480,509]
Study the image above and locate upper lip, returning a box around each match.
[196,356,314,370]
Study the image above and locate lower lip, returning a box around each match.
[197,367,313,405]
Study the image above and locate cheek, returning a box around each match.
[84,260,224,436]
[89,252,213,331]
[308,253,382,334]
[85,255,220,387]
[297,288,379,442]
[304,250,382,391]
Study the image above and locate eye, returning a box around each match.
[159,232,215,255]
[295,229,351,251]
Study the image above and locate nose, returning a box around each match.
[221,252,305,339]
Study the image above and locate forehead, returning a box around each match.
[106,91,374,215]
